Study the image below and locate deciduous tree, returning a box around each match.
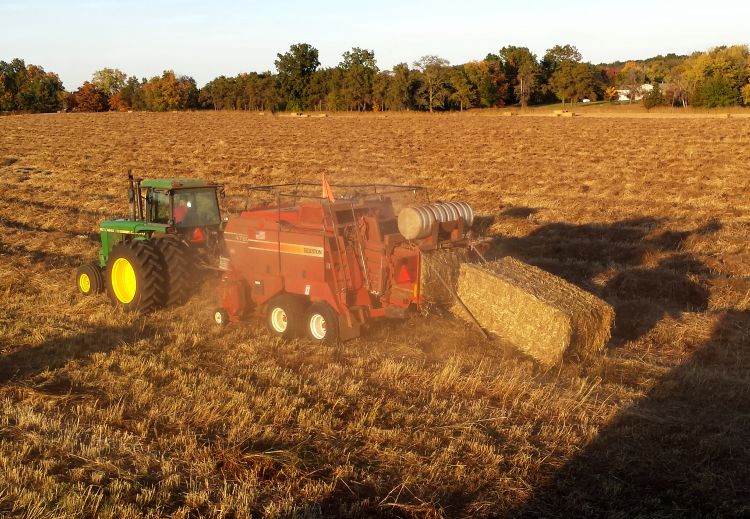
[72,81,108,111]
[642,85,665,109]
[0,59,64,112]
[385,63,417,111]
[92,68,127,96]
[448,67,475,111]
[275,43,320,111]
[339,47,378,111]
[542,44,582,76]
[142,71,198,111]
[463,60,506,108]
[550,61,598,106]
[618,62,646,103]
[413,55,450,112]
[742,82,750,105]
[499,46,539,107]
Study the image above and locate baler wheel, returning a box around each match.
[106,240,166,312]
[305,302,339,344]
[154,236,192,307]
[76,262,104,295]
[213,308,229,326]
[266,294,307,339]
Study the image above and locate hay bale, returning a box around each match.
[420,248,468,306]
[553,110,575,117]
[453,257,614,365]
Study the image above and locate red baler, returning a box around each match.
[213,182,478,342]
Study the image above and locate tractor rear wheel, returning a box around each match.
[304,302,340,344]
[154,236,192,307]
[76,261,104,296]
[266,294,307,339]
[106,240,166,312]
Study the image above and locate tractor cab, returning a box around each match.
[139,179,224,243]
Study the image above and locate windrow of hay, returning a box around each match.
[419,248,468,306]
[453,257,614,365]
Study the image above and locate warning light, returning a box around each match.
[397,265,412,283]
[191,227,205,243]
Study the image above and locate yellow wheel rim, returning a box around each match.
[111,257,137,304]
[78,273,91,294]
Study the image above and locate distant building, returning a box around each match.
[616,83,654,102]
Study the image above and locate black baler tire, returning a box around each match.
[76,261,104,295]
[266,294,308,339]
[106,240,166,313]
[155,236,192,307]
[304,302,340,344]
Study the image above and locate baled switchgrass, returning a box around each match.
[454,257,614,365]
[419,248,468,305]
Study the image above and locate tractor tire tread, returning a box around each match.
[77,261,104,295]
[106,240,166,312]
[155,236,192,307]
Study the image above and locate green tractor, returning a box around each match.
[76,173,225,312]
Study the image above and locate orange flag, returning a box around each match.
[321,173,336,202]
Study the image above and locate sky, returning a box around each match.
[2,0,749,89]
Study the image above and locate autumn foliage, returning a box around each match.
[0,59,64,112]
[3,43,750,114]
[141,71,198,111]
[70,81,108,112]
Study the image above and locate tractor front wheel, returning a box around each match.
[106,240,166,312]
[304,302,339,344]
[76,262,104,296]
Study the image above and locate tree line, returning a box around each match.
[2,44,749,113]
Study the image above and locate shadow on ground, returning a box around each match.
[507,310,750,517]
[490,216,715,346]
[0,323,156,384]
[477,214,750,515]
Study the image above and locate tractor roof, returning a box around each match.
[140,178,220,190]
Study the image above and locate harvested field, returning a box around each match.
[1,111,750,517]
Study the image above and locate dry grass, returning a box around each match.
[419,248,468,306]
[1,111,749,517]
[453,258,614,365]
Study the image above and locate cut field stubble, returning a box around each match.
[1,111,749,517]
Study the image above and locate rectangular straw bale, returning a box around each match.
[453,257,614,365]
[419,248,468,305]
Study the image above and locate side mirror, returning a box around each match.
[219,187,226,199]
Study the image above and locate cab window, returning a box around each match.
[149,191,171,223]
[172,188,220,227]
